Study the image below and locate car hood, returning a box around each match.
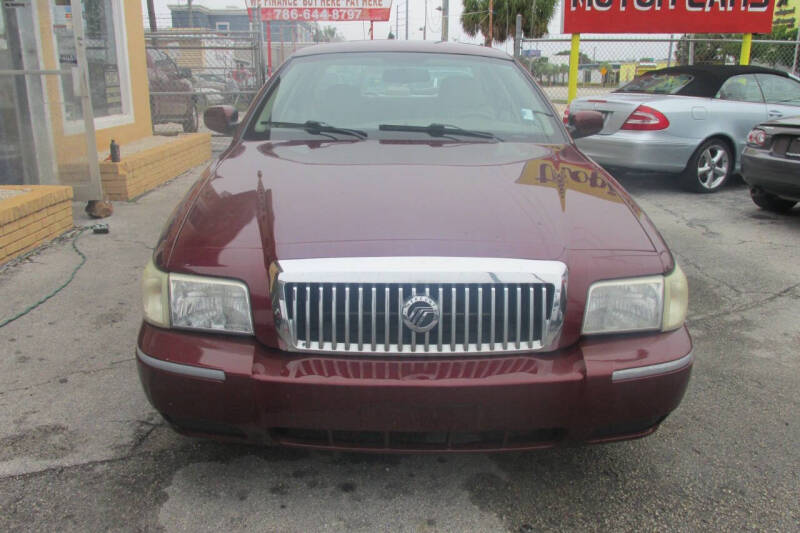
[162,139,669,349]
[168,139,657,266]
[167,141,654,259]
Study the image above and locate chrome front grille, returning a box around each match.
[272,258,567,355]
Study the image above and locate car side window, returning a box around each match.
[755,74,800,106]
[715,75,764,103]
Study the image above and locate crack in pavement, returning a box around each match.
[0,358,135,395]
[734,239,796,250]
[676,252,746,296]
[0,451,146,483]
[652,203,720,238]
[108,239,154,251]
[0,420,169,482]
[129,420,166,453]
[688,281,800,324]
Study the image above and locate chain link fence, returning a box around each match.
[144,31,264,133]
[266,40,317,73]
[519,36,800,112]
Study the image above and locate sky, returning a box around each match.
[141,1,676,60]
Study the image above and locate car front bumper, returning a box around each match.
[136,323,693,452]
[576,131,698,173]
[742,147,800,202]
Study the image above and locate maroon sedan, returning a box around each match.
[138,41,692,452]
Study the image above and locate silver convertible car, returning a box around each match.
[567,65,800,193]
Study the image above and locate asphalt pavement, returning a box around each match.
[1,159,798,532]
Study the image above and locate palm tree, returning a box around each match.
[558,63,569,85]
[461,0,558,46]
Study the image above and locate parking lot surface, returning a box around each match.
[1,163,798,532]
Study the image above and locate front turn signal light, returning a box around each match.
[662,263,688,331]
[142,258,169,327]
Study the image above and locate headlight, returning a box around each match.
[582,264,688,335]
[141,258,254,334]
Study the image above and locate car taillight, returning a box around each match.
[621,105,670,131]
[562,104,570,125]
[746,128,768,147]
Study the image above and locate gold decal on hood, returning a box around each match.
[516,148,624,212]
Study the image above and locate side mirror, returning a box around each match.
[204,105,239,135]
[178,67,192,79]
[568,110,604,139]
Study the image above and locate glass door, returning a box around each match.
[0,4,34,185]
[0,1,103,199]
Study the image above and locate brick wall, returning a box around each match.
[98,133,212,201]
[0,186,74,265]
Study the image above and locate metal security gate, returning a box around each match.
[144,31,263,132]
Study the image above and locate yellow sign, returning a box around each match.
[774,0,799,29]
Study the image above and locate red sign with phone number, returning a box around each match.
[562,0,776,33]
[248,1,391,22]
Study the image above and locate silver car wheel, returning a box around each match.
[696,145,729,190]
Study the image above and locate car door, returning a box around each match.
[755,74,800,120]
[709,74,768,162]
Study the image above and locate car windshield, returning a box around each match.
[246,52,565,143]
[616,72,693,95]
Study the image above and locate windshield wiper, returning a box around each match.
[379,123,502,141]
[260,120,367,139]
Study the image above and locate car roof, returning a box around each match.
[618,64,791,97]
[291,40,511,60]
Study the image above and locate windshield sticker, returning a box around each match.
[521,108,534,121]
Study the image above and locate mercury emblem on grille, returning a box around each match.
[402,295,440,333]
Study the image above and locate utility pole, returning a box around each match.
[514,13,521,58]
[187,0,194,28]
[405,0,409,40]
[257,15,264,84]
[250,0,270,77]
[489,0,493,45]
[530,0,536,37]
[667,34,674,67]
[423,0,427,40]
[441,0,449,41]
[147,0,157,32]
[396,4,399,39]
[266,20,272,76]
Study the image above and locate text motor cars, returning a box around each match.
[137,41,692,452]
[567,65,800,193]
